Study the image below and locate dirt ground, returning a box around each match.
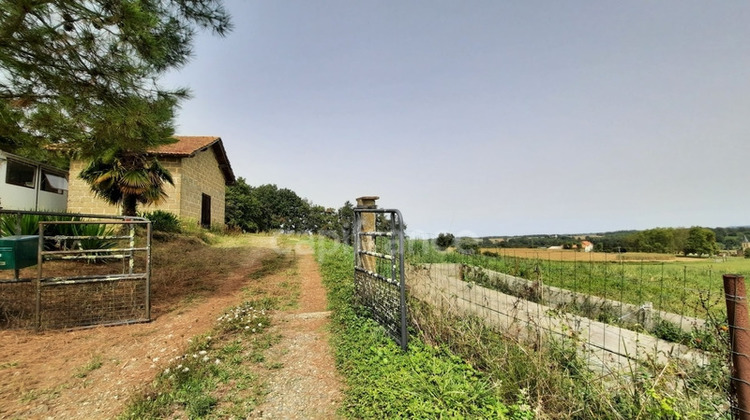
[250,242,342,419]
[0,235,342,419]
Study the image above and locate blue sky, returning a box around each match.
[163,1,750,238]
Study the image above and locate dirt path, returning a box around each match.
[0,236,342,419]
[251,243,343,419]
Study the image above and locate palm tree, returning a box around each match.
[79,152,174,216]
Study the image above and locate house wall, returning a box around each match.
[142,157,183,216]
[67,159,184,217]
[0,152,68,212]
[178,148,226,226]
[67,150,226,226]
[67,160,121,215]
[37,185,68,212]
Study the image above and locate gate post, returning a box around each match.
[724,274,750,420]
[356,196,379,272]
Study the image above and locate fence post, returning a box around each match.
[724,274,750,420]
[641,301,653,330]
[356,196,379,272]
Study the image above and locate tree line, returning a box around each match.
[474,225,750,256]
[225,178,355,242]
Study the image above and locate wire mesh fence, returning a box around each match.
[38,278,148,329]
[407,262,715,371]
[404,245,733,417]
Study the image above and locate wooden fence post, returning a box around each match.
[724,274,750,420]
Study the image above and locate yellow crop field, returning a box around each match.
[480,248,677,262]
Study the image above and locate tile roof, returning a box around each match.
[153,136,221,156]
[150,136,235,185]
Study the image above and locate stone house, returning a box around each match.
[67,136,235,227]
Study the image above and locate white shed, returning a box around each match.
[0,150,68,212]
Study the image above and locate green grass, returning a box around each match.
[120,299,276,419]
[248,253,294,280]
[318,237,730,419]
[314,238,532,419]
[74,355,103,378]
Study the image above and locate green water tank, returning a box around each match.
[0,235,39,270]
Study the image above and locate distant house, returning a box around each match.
[0,150,69,212]
[67,136,235,227]
[549,242,594,252]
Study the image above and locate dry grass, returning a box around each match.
[480,248,676,262]
[148,235,276,315]
[0,234,277,329]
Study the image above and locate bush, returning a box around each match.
[140,210,181,233]
[744,248,750,259]
[0,213,116,258]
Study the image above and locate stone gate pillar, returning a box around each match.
[356,196,379,272]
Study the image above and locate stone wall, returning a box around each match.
[177,148,226,226]
[66,160,121,215]
[143,157,182,216]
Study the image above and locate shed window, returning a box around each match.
[41,172,68,194]
[6,160,36,188]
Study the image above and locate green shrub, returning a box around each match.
[0,213,76,236]
[140,210,181,233]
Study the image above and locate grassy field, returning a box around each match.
[412,246,750,317]
[481,248,676,262]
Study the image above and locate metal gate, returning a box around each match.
[0,210,151,330]
[353,207,407,350]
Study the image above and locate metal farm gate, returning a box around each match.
[353,204,407,350]
[0,210,152,330]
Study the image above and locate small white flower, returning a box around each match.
[199,350,207,355]
[152,357,160,362]
[202,356,210,362]
[164,368,170,374]
[183,367,189,372]
[214,359,221,365]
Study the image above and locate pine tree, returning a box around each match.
[0,0,231,159]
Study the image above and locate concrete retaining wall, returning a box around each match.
[406,263,708,372]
